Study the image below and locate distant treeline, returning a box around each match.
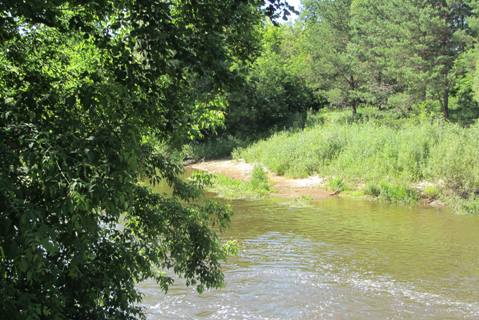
[216,0,479,137]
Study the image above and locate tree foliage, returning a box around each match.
[226,22,319,136]
[351,0,476,117]
[299,0,363,114]
[284,0,479,119]
[0,1,295,319]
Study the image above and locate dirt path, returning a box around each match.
[189,159,332,200]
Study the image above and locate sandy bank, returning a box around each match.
[189,159,332,200]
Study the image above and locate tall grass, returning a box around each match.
[210,165,271,199]
[233,111,479,211]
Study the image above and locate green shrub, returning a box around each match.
[426,121,479,194]
[186,136,248,160]
[461,197,479,215]
[449,195,479,215]
[380,183,419,204]
[328,177,346,192]
[210,175,253,199]
[423,185,441,199]
[250,165,270,192]
[224,25,320,137]
[365,182,419,204]
[235,116,443,182]
[365,183,381,197]
[210,168,271,199]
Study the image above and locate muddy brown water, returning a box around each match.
[141,191,479,319]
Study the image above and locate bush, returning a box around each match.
[381,183,419,203]
[426,121,479,194]
[224,24,320,137]
[423,185,441,200]
[236,116,442,182]
[365,182,419,203]
[250,165,271,192]
[328,177,346,192]
[449,195,479,215]
[185,136,249,161]
[210,169,271,199]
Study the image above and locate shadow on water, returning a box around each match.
[142,184,479,319]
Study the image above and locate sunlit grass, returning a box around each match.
[234,110,479,212]
[209,166,271,199]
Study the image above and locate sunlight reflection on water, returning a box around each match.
[141,197,479,320]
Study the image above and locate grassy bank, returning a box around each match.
[207,165,271,199]
[232,110,479,214]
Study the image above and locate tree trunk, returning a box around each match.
[350,75,358,116]
[442,86,449,119]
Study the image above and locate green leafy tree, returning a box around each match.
[299,0,363,115]
[426,0,474,118]
[226,22,319,135]
[0,1,295,319]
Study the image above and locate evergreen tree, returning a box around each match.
[300,0,363,115]
[351,0,475,117]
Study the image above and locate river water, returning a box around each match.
[141,196,479,319]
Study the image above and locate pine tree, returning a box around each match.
[351,0,474,117]
[300,0,362,115]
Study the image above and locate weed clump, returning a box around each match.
[365,182,419,204]
[328,177,346,193]
[251,165,270,192]
[209,166,271,199]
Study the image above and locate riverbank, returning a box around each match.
[189,109,479,213]
[189,159,449,208]
[190,159,331,200]
[226,113,479,214]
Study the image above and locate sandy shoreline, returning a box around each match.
[189,159,332,200]
[188,159,447,208]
